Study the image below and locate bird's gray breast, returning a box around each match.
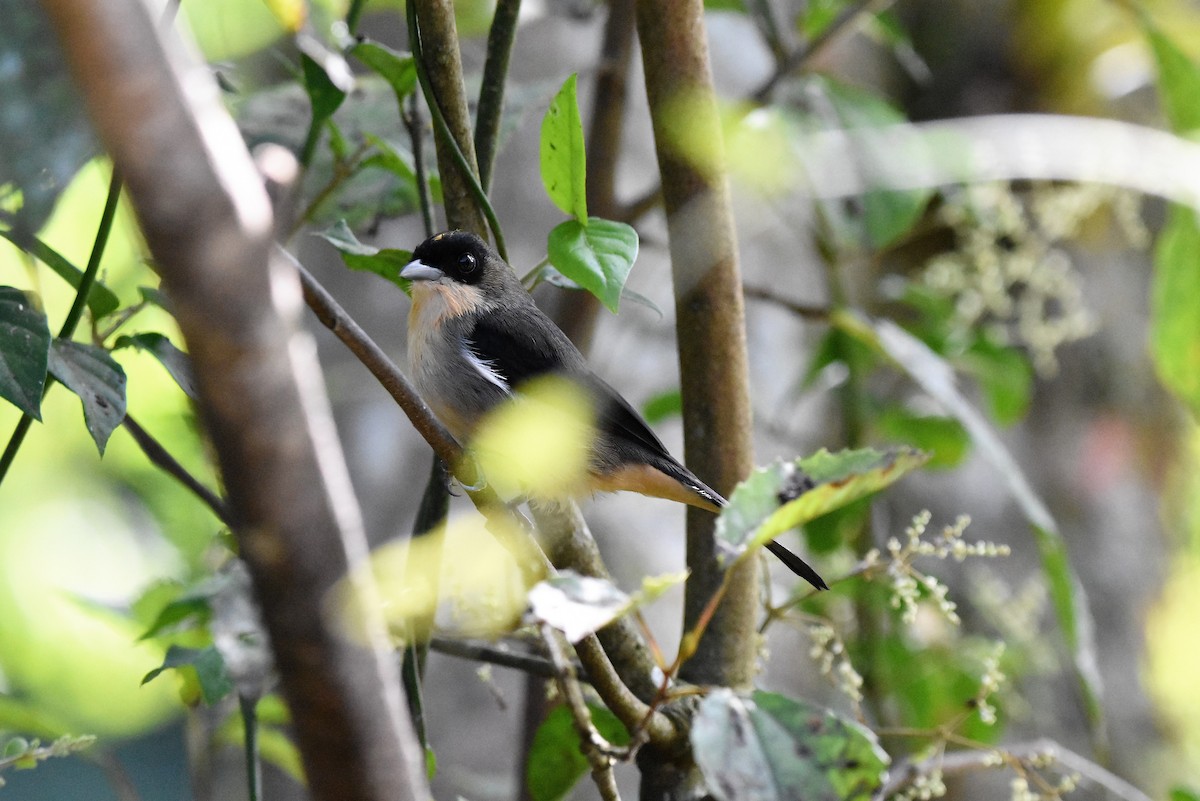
[408,318,511,441]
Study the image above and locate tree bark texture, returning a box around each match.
[635,0,759,690]
[37,3,429,800]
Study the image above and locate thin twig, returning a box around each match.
[541,625,622,801]
[880,738,1153,801]
[407,0,507,258]
[122,414,232,525]
[429,635,569,679]
[474,0,522,192]
[403,92,437,237]
[752,0,895,102]
[742,284,832,320]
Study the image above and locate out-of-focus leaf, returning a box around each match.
[1170,788,1200,801]
[114,332,197,400]
[47,339,126,454]
[350,40,416,104]
[547,218,638,313]
[526,703,631,801]
[692,689,889,801]
[300,47,351,165]
[138,286,172,312]
[717,447,927,564]
[361,134,417,184]
[316,220,412,289]
[0,232,120,318]
[528,570,687,643]
[1143,17,1200,135]
[799,0,842,38]
[878,407,970,469]
[958,338,1033,426]
[142,645,233,706]
[803,498,869,554]
[642,388,682,424]
[0,286,50,418]
[0,2,96,237]
[1150,205,1200,417]
[540,74,588,225]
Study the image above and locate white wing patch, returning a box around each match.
[463,343,510,393]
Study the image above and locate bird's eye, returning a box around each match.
[458,253,477,274]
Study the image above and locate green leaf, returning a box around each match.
[142,645,233,706]
[877,408,970,469]
[1150,205,1200,416]
[0,286,50,418]
[804,498,869,554]
[1170,788,1200,801]
[139,595,211,640]
[1142,18,1200,135]
[527,703,630,801]
[547,218,638,313]
[300,49,350,165]
[540,74,588,225]
[958,338,1033,426]
[642,388,682,424]
[301,51,349,123]
[316,220,412,289]
[692,690,889,801]
[46,339,126,454]
[0,232,120,318]
[360,134,418,184]
[350,40,416,104]
[717,447,928,564]
[114,332,197,399]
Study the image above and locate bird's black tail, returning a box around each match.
[677,467,828,591]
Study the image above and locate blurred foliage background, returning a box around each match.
[3,0,1200,799]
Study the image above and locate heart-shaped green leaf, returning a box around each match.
[546,218,638,313]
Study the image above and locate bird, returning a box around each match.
[400,230,827,591]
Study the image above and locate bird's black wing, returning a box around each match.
[468,306,672,460]
[466,304,582,387]
[583,373,674,461]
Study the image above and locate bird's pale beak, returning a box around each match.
[401,260,445,282]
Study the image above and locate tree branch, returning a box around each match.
[38,2,429,798]
[636,0,759,690]
[121,413,231,526]
[474,0,522,192]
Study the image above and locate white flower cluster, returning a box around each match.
[807,622,864,704]
[974,642,1007,726]
[918,181,1146,374]
[867,511,1011,626]
[895,767,947,801]
[1009,768,1081,801]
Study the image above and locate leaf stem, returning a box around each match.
[407,0,508,259]
[474,0,522,192]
